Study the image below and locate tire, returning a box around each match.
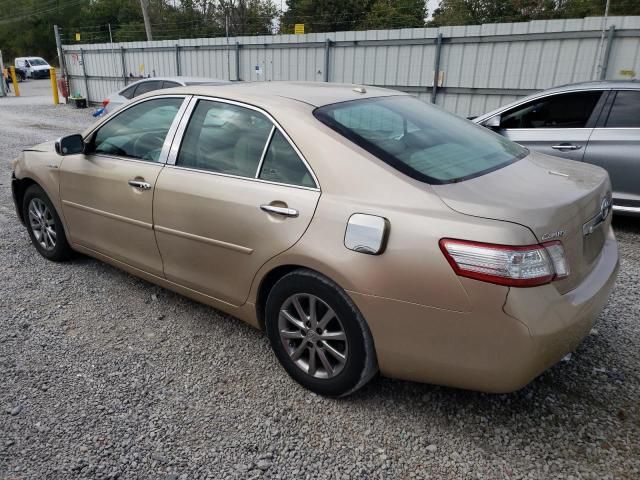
[265,269,378,397]
[22,184,73,262]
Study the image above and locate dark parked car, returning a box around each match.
[474,81,640,215]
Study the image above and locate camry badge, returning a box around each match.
[541,230,565,241]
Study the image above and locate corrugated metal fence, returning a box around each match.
[61,16,640,117]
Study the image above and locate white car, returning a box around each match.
[14,57,51,79]
[103,77,229,112]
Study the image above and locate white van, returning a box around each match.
[15,57,51,79]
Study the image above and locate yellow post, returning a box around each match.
[50,67,59,105]
[9,66,19,96]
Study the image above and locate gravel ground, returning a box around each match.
[1,80,639,480]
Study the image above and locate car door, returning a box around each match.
[583,89,640,212]
[153,97,320,306]
[492,90,606,162]
[59,95,190,276]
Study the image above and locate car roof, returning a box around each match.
[163,81,407,107]
[538,79,640,95]
[473,80,640,123]
[121,76,228,89]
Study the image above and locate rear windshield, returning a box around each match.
[314,96,527,184]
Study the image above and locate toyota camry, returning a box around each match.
[11,82,619,396]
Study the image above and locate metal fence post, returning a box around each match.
[120,47,127,86]
[235,42,241,81]
[80,47,90,100]
[54,25,65,76]
[323,39,332,82]
[600,25,615,80]
[175,44,181,76]
[431,33,443,104]
[0,50,6,97]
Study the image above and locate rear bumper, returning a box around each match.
[350,228,619,393]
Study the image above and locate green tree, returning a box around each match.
[281,0,372,33]
[361,0,426,29]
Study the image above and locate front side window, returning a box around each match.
[606,91,640,128]
[91,97,183,162]
[500,91,602,129]
[315,95,527,184]
[177,100,273,177]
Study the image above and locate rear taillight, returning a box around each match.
[439,239,569,287]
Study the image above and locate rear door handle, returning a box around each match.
[551,144,582,151]
[128,179,152,190]
[260,205,299,218]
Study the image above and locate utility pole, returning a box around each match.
[226,14,231,80]
[140,0,153,41]
[595,0,611,79]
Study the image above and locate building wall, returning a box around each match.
[62,16,640,117]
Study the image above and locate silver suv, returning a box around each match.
[474,81,640,216]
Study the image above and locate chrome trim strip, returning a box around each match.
[164,164,320,192]
[255,126,276,179]
[61,200,153,229]
[613,205,640,213]
[154,225,253,254]
[157,96,194,164]
[166,96,199,166]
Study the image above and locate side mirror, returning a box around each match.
[55,134,85,156]
[484,115,501,129]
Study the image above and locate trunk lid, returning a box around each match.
[432,151,612,293]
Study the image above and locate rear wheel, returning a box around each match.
[265,269,377,397]
[23,185,73,261]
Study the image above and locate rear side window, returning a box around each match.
[605,91,640,128]
[120,84,137,99]
[259,131,315,188]
[133,80,163,97]
[500,91,602,129]
[314,96,526,184]
[177,100,273,177]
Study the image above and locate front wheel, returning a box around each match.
[265,269,377,397]
[23,184,73,262]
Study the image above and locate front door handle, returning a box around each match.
[128,179,152,190]
[260,204,299,218]
[551,143,582,151]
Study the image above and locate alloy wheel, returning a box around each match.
[28,198,56,251]
[278,293,349,379]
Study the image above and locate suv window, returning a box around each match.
[315,96,527,184]
[500,91,602,129]
[605,91,640,128]
[91,97,183,162]
[259,130,315,187]
[133,80,163,97]
[177,100,273,177]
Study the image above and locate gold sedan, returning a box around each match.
[11,82,619,396]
